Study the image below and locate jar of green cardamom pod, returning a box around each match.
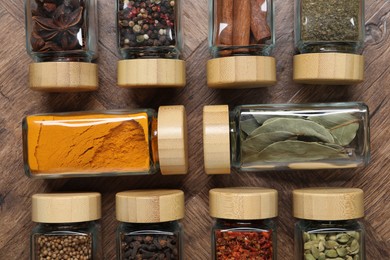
[203,102,370,174]
[293,188,365,260]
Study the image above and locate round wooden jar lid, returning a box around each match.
[293,188,364,221]
[293,53,364,85]
[32,193,101,223]
[209,187,278,220]
[117,59,186,88]
[29,62,98,92]
[207,56,276,88]
[203,105,231,174]
[157,105,188,175]
[116,190,185,223]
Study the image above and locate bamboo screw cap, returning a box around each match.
[293,188,364,221]
[116,190,185,223]
[209,187,278,220]
[32,193,101,223]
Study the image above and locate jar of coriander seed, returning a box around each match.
[293,188,366,260]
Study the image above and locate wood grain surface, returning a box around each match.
[0,0,389,259]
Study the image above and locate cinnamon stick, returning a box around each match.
[250,0,271,43]
[233,0,251,47]
[218,0,233,45]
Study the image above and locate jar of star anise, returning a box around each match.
[25,0,99,92]
[116,0,186,88]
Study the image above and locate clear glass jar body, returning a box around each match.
[230,102,370,171]
[117,221,183,260]
[25,0,98,62]
[294,220,365,260]
[117,0,183,59]
[295,0,364,54]
[23,109,159,178]
[212,218,276,259]
[31,221,102,260]
[209,0,274,57]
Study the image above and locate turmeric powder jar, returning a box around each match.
[23,106,188,178]
[207,0,276,88]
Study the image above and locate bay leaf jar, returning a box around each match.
[23,105,188,178]
[210,187,278,259]
[293,0,365,84]
[31,193,102,260]
[25,0,99,92]
[203,103,370,174]
[293,188,366,260]
[116,0,186,88]
[116,190,185,260]
[207,0,276,88]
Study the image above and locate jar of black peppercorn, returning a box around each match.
[25,0,98,92]
[31,193,102,260]
[116,0,186,88]
[293,188,366,260]
[293,0,365,84]
[116,190,185,259]
[209,187,278,259]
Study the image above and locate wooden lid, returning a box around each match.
[209,187,278,220]
[293,53,364,85]
[293,188,364,220]
[203,105,231,174]
[157,105,188,175]
[207,56,276,88]
[117,59,186,88]
[116,190,185,223]
[32,193,101,223]
[29,62,98,92]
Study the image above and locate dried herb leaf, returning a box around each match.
[242,131,296,152]
[240,118,260,135]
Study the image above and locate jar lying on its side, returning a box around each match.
[25,0,99,91]
[210,187,278,259]
[203,102,370,174]
[116,0,186,88]
[31,193,102,260]
[23,106,188,178]
[207,0,276,88]
[116,190,185,260]
[293,188,366,260]
[293,0,365,84]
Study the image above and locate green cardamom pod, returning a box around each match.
[311,245,320,258]
[304,253,316,260]
[304,232,311,242]
[325,249,338,258]
[318,240,325,252]
[336,233,350,244]
[336,247,348,257]
[325,240,339,249]
[318,252,326,260]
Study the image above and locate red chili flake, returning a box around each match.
[215,230,273,260]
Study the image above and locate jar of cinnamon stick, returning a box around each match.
[116,0,186,88]
[293,0,365,84]
[25,0,99,92]
[207,0,276,88]
[23,106,188,178]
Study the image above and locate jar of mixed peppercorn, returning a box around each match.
[209,187,278,260]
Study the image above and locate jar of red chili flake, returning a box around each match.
[209,187,278,260]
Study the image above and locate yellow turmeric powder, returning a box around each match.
[24,112,152,176]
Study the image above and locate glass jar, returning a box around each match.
[23,106,188,178]
[25,0,99,92]
[293,188,365,260]
[293,0,365,84]
[203,102,370,174]
[116,0,186,88]
[210,187,278,259]
[207,0,276,88]
[31,193,102,260]
[116,190,185,260]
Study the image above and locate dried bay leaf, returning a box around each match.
[242,131,296,152]
[240,118,260,135]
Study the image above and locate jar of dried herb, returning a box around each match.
[203,102,370,174]
[209,187,278,259]
[293,0,365,84]
[207,0,276,88]
[293,188,366,260]
[25,0,99,92]
[31,193,102,260]
[116,0,186,88]
[116,190,185,260]
[23,105,188,178]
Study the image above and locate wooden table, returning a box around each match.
[0,0,389,259]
